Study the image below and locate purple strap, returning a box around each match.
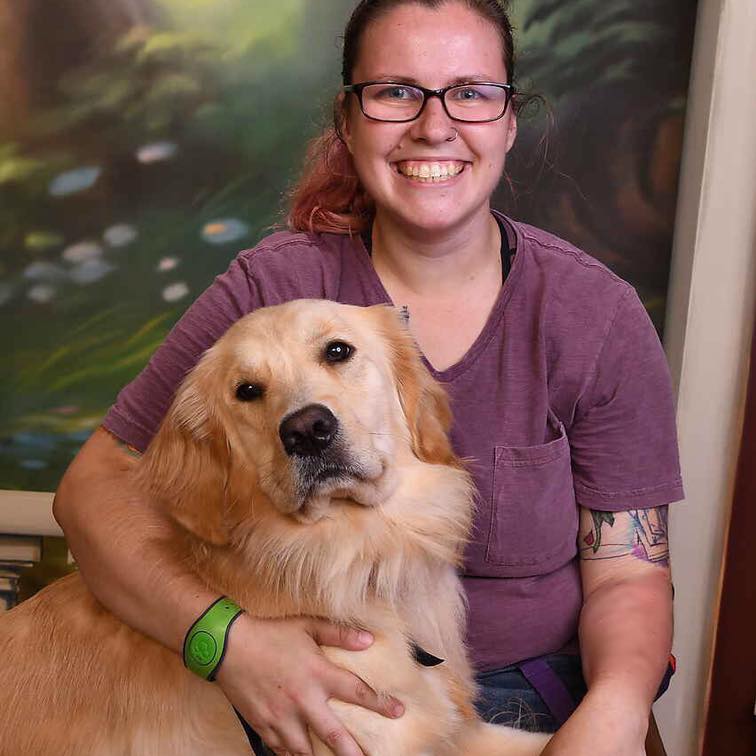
[518,658,576,727]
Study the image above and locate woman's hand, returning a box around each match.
[540,684,648,756]
[215,614,404,756]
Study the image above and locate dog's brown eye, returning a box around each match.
[235,383,264,401]
[324,341,353,363]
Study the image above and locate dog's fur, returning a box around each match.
[0,300,550,755]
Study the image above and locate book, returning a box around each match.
[0,567,26,579]
[0,573,19,612]
[0,575,18,592]
[0,535,42,563]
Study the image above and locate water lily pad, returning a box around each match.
[201,218,249,245]
[0,149,45,185]
[49,166,101,197]
[157,256,179,272]
[104,224,138,247]
[136,141,178,164]
[27,284,56,303]
[23,262,67,282]
[13,432,56,449]
[69,259,116,285]
[20,459,48,470]
[51,405,80,416]
[62,241,103,264]
[25,231,64,251]
[162,282,189,302]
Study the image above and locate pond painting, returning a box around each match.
[0,0,696,493]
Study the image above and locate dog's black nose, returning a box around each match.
[279,404,338,457]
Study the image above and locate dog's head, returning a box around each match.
[139,300,457,544]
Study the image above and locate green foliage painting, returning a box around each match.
[0,0,695,492]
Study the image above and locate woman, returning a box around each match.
[54,1,683,754]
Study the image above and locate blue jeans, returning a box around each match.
[475,653,587,734]
[239,652,586,752]
[476,651,675,734]
[241,652,672,749]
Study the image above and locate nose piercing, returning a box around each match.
[446,128,458,142]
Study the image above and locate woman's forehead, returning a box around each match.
[352,3,507,84]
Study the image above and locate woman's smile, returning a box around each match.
[392,160,469,184]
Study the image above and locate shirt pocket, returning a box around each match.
[485,413,578,577]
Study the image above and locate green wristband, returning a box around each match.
[183,597,244,681]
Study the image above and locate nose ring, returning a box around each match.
[446,128,458,142]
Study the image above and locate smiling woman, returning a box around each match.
[291,1,517,240]
[346,22,513,228]
[50,1,685,755]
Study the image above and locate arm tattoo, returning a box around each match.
[587,511,615,551]
[580,506,669,567]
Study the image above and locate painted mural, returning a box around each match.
[0,0,696,492]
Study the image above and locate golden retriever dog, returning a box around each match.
[0,300,550,756]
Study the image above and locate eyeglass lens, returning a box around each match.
[360,83,509,122]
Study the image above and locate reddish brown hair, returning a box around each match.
[287,0,520,236]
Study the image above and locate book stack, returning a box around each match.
[0,535,43,611]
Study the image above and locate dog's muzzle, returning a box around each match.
[279,404,338,457]
[278,404,371,510]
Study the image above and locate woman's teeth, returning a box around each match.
[395,162,465,183]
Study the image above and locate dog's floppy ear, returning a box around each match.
[376,306,459,467]
[138,354,230,545]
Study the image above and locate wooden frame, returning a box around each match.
[702,325,756,755]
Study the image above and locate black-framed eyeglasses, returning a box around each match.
[343,81,514,123]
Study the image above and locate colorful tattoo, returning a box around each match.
[580,506,669,567]
[586,511,615,552]
[629,507,669,564]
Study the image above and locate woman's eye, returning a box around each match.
[324,341,354,363]
[455,87,483,101]
[377,86,413,101]
[235,383,264,401]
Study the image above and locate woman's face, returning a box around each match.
[342,2,517,237]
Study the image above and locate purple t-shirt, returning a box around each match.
[103,211,683,671]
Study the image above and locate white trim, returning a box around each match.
[0,490,62,537]
[655,0,756,753]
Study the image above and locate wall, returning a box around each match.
[656,0,756,753]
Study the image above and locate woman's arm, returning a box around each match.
[542,505,672,756]
[54,428,216,651]
[54,427,402,756]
